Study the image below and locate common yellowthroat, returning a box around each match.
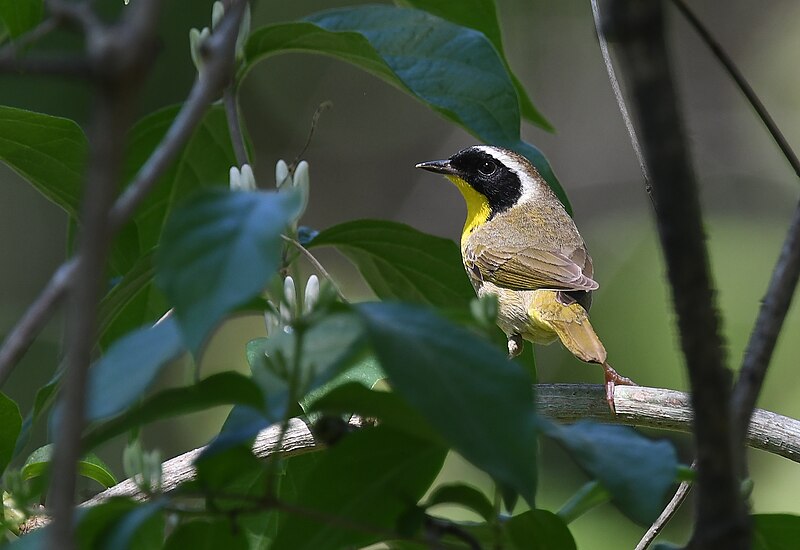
[416,145,634,412]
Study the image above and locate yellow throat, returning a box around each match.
[446,175,492,247]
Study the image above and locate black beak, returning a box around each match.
[415,159,456,175]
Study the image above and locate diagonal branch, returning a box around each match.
[597,1,748,548]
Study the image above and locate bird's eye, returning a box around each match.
[478,160,497,176]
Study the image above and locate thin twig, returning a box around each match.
[670,0,800,181]
[0,260,76,387]
[0,55,91,77]
[223,84,249,166]
[597,2,747,547]
[589,0,652,201]
[0,17,59,56]
[635,460,697,550]
[281,235,345,300]
[733,203,800,446]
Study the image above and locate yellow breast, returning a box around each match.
[446,175,492,248]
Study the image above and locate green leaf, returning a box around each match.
[100,499,166,550]
[22,444,118,488]
[164,520,248,550]
[424,483,495,523]
[0,392,22,475]
[356,302,538,505]
[398,0,552,131]
[85,317,184,422]
[753,514,800,550]
[97,249,158,348]
[300,355,384,413]
[122,104,239,255]
[83,372,264,450]
[308,382,437,442]
[155,188,302,352]
[0,0,43,38]
[272,426,446,550]
[505,509,576,550]
[308,220,473,309]
[244,6,568,209]
[0,106,86,216]
[539,420,678,525]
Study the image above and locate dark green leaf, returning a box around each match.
[122,104,239,254]
[505,509,576,550]
[100,499,166,550]
[83,372,264,450]
[300,355,384,413]
[0,392,22,475]
[398,0,552,130]
[308,220,473,308]
[245,6,568,208]
[539,419,677,525]
[0,106,86,216]
[85,317,184,422]
[22,444,118,488]
[308,382,437,441]
[164,520,248,550]
[356,302,538,505]
[753,513,800,550]
[425,483,494,523]
[0,0,42,38]
[272,426,446,550]
[155,188,302,352]
[97,249,158,348]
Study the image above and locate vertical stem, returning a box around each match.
[224,84,249,166]
[598,1,748,548]
[47,81,135,550]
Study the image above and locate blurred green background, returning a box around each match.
[2,0,799,547]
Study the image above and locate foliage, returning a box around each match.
[0,1,786,549]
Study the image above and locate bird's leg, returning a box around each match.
[507,334,524,359]
[602,362,636,414]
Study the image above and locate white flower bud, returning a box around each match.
[275,159,291,188]
[211,1,225,31]
[240,164,255,190]
[304,275,319,314]
[229,166,242,191]
[281,276,296,324]
[189,27,211,76]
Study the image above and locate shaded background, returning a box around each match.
[2,0,799,547]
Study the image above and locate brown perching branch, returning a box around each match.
[597,2,748,548]
[75,385,800,507]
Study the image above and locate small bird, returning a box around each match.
[416,145,634,412]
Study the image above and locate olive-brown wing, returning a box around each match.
[465,243,599,292]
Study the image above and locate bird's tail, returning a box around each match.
[548,314,607,365]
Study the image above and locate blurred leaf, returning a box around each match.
[272,426,446,550]
[155,188,302,352]
[753,513,800,550]
[83,372,263,450]
[308,220,473,308]
[195,445,264,502]
[356,302,538,505]
[308,382,437,441]
[0,106,86,217]
[398,0,552,130]
[0,0,43,39]
[244,6,568,208]
[100,499,166,550]
[0,392,22,475]
[424,483,494,523]
[22,444,118,488]
[539,419,677,525]
[504,509,576,550]
[84,316,184,422]
[164,520,248,550]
